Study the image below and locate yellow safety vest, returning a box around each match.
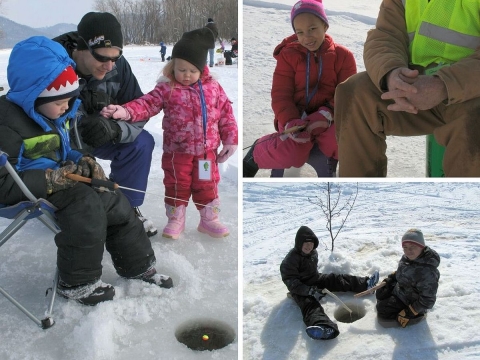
[403,0,480,66]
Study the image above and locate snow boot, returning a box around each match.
[134,267,174,289]
[243,141,258,177]
[162,204,186,239]
[367,270,380,290]
[306,325,336,340]
[134,207,158,237]
[197,199,229,238]
[57,279,115,306]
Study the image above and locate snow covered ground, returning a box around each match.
[243,0,428,177]
[0,44,238,360]
[243,181,480,359]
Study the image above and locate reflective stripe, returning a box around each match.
[404,0,480,66]
[419,22,480,50]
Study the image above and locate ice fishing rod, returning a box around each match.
[66,174,215,208]
[242,125,306,151]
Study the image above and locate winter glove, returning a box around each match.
[76,156,107,180]
[279,118,310,143]
[397,305,421,328]
[217,145,238,163]
[80,88,113,114]
[308,287,326,302]
[305,106,333,137]
[375,272,397,300]
[80,115,122,147]
[100,105,131,120]
[45,165,78,194]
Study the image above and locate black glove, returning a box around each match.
[76,156,107,180]
[80,88,113,114]
[81,115,122,148]
[308,287,326,302]
[45,165,78,194]
[397,305,421,328]
[376,272,397,300]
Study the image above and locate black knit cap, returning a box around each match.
[205,22,218,39]
[171,27,215,72]
[77,12,123,50]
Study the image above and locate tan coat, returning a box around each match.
[363,0,480,105]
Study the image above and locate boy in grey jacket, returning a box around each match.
[376,229,440,327]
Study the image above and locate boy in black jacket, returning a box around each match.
[280,225,379,340]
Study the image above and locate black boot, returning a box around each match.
[243,141,259,177]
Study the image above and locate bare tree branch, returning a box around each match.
[93,0,237,45]
[308,182,358,251]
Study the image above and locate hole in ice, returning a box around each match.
[175,318,236,351]
[334,302,366,323]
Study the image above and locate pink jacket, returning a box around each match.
[123,67,238,156]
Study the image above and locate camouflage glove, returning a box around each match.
[45,165,78,194]
[397,305,421,328]
[76,156,107,180]
[308,287,326,302]
[81,115,122,147]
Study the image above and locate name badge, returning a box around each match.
[198,159,212,181]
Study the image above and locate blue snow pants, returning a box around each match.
[93,130,155,207]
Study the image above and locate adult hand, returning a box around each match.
[305,106,333,136]
[80,88,113,114]
[100,105,131,120]
[217,145,238,163]
[45,165,78,194]
[403,75,448,110]
[76,156,107,180]
[81,115,122,147]
[280,118,310,143]
[381,67,419,114]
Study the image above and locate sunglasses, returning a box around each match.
[79,37,123,63]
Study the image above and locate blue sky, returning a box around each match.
[1,0,96,27]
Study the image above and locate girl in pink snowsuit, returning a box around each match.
[101,27,238,240]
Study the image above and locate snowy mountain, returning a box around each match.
[0,16,76,49]
[0,45,238,360]
[243,182,480,359]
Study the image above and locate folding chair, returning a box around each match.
[0,150,59,329]
[270,146,338,177]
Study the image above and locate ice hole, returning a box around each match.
[333,302,366,323]
[175,318,236,351]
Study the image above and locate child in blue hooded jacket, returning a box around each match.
[0,36,173,306]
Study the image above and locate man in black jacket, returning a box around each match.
[280,225,379,340]
[53,12,157,236]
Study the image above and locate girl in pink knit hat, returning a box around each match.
[244,0,357,178]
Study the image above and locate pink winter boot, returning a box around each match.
[162,204,186,239]
[197,199,229,238]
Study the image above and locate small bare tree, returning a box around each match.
[308,182,358,251]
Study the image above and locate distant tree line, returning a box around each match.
[93,0,238,45]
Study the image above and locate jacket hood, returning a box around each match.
[294,226,319,251]
[273,33,334,58]
[404,246,440,268]
[6,36,77,131]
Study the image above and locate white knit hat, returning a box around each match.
[37,65,79,104]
